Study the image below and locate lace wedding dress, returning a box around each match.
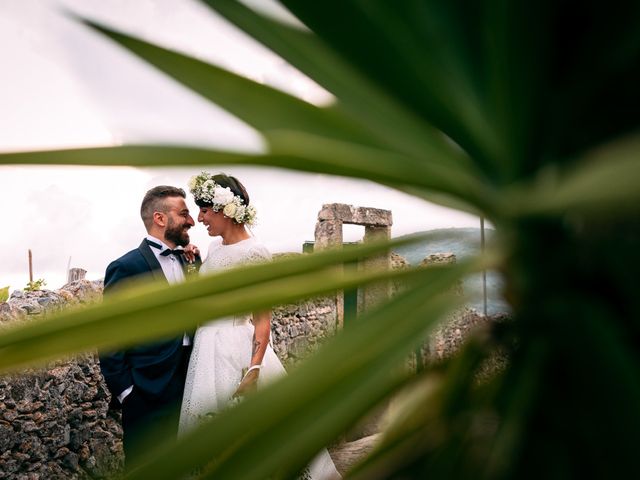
[178,237,340,479]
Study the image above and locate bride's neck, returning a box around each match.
[220,224,250,245]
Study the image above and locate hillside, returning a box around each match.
[395,228,508,315]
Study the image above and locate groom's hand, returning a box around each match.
[233,369,259,398]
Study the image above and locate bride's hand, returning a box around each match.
[183,243,200,263]
[233,369,259,398]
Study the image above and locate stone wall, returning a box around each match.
[0,357,122,479]
[0,281,120,480]
[272,296,338,368]
[314,203,393,328]
[0,279,340,478]
[0,281,103,324]
[271,253,339,368]
[0,252,508,478]
[412,252,506,368]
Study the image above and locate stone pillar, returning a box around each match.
[314,214,344,329]
[314,203,393,328]
[358,226,392,314]
[313,204,393,443]
[314,219,343,250]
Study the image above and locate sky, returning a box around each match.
[0,0,480,291]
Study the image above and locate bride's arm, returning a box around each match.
[250,309,271,366]
[234,309,271,397]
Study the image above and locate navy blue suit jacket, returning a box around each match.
[99,239,197,406]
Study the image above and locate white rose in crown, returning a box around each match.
[223,203,238,217]
[213,186,234,205]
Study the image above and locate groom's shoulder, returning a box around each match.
[107,247,146,270]
[104,246,149,292]
[119,246,145,262]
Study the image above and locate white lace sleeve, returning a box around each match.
[244,244,272,264]
[200,239,222,274]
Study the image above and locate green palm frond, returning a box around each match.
[1,0,638,478]
[127,261,468,480]
[0,235,438,373]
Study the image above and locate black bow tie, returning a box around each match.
[160,248,185,257]
[147,239,185,257]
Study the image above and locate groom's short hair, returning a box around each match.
[140,185,186,231]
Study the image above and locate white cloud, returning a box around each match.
[0,165,479,291]
[0,1,481,292]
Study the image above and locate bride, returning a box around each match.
[179,172,340,479]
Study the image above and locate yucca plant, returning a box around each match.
[1,0,639,478]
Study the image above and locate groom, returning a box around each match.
[99,185,200,467]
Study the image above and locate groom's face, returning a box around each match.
[163,196,194,247]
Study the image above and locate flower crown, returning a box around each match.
[188,172,257,226]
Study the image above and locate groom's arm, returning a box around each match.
[99,351,134,400]
[99,259,135,405]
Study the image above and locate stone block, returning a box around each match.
[317,203,392,227]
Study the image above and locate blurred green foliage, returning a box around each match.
[0,286,9,303]
[0,1,639,478]
[24,279,46,292]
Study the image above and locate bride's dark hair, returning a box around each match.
[195,173,250,208]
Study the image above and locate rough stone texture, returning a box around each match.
[317,204,392,227]
[314,204,394,328]
[424,308,499,362]
[359,226,392,314]
[66,268,87,284]
[271,295,339,368]
[390,252,410,297]
[390,252,410,270]
[314,220,343,250]
[419,252,457,267]
[0,358,123,480]
[1,281,103,326]
[417,252,509,368]
[0,251,508,477]
[312,218,344,328]
[423,307,510,382]
[0,280,121,480]
[0,278,341,477]
[0,301,23,324]
[271,253,340,368]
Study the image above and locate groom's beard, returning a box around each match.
[165,217,191,247]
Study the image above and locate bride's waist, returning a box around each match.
[198,316,252,329]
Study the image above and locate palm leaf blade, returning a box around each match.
[0,236,434,373]
[205,0,473,169]
[83,19,377,147]
[126,263,468,479]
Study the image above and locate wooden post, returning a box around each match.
[28,249,33,283]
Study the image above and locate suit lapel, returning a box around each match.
[138,239,168,283]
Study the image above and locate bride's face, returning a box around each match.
[198,206,226,237]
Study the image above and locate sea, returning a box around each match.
[395,227,510,315]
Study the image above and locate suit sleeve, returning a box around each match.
[99,259,134,401]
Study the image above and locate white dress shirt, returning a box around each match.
[146,235,185,284]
